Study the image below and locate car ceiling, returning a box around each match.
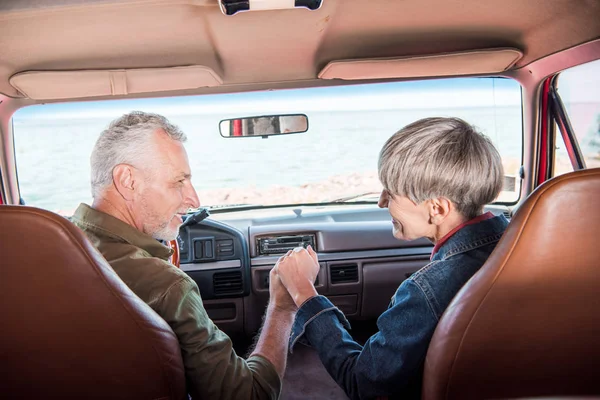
[0,0,599,101]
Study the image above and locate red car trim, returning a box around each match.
[537,78,552,186]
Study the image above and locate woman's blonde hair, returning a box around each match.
[378,117,504,218]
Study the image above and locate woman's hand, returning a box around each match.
[273,245,320,307]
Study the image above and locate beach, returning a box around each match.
[13,105,597,213]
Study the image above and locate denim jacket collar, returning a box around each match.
[431,214,509,262]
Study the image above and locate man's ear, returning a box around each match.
[112,164,137,201]
[427,197,453,226]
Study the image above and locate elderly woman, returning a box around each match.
[272,117,509,399]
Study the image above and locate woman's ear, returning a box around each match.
[428,197,453,225]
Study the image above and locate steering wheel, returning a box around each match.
[167,239,180,268]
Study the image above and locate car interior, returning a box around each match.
[0,0,599,399]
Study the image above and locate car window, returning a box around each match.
[554,59,600,176]
[13,77,523,214]
[553,124,572,177]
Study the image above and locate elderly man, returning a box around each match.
[272,117,509,399]
[72,111,295,399]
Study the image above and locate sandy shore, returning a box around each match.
[197,172,384,206]
[140,153,600,208]
[196,170,521,206]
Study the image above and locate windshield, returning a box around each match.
[13,78,522,214]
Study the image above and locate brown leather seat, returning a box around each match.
[0,206,186,399]
[423,168,600,399]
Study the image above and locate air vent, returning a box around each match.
[216,239,234,257]
[502,210,512,219]
[330,264,358,284]
[213,271,243,295]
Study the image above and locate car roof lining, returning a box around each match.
[0,0,599,102]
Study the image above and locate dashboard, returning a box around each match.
[177,204,510,336]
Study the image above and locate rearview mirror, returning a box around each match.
[219,114,308,138]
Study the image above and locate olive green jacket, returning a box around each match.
[72,203,280,400]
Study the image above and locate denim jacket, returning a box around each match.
[289,214,508,400]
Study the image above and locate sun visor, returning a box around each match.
[318,48,523,80]
[9,65,223,100]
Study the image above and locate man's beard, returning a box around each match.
[147,219,179,241]
[140,205,181,241]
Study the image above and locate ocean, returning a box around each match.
[13,106,526,212]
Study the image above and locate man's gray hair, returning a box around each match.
[90,111,187,198]
[378,117,504,219]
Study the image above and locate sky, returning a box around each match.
[14,77,523,121]
[558,60,600,103]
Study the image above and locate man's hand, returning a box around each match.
[274,245,320,307]
[252,252,300,381]
[269,262,297,313]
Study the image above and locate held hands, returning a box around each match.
[269,266,297,313]
[269,245,320,309]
